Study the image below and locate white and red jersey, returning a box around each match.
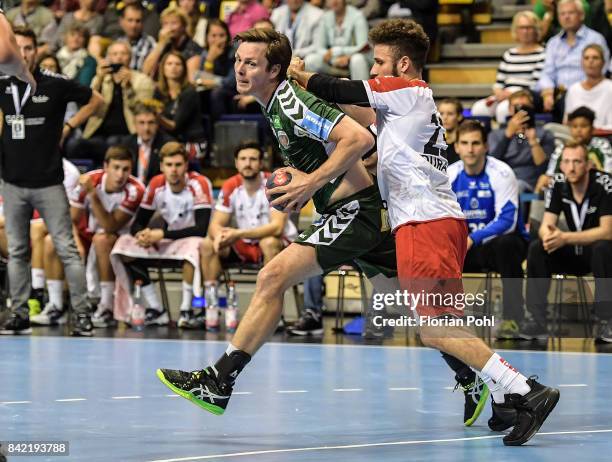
[70,169,145,234]
[140,172,213,231]
[363,76,464,230]
[216,172,298,242]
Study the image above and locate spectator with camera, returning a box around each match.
[69,41,155,164]
[524,140,612,342]
[488,90,555,193]
[119,2,158,72]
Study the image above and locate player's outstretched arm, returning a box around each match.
[0,13,36,92]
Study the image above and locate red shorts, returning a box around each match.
[395,218,467,318]
[230,239,263,264]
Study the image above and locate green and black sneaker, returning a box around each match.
[456,374,490,426]
[156,367,232,415]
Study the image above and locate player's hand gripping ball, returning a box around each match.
[266,170,293,211]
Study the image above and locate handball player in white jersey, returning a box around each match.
[289,18,560,446]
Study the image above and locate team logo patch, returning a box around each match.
[277,130,289,149]
[271,115,282,130]
[470,197,479,209]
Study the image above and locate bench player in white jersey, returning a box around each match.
[32,147,145,327]
[289,19,559,446]
[27,159,82,317]
[200,141,298,332]
[111,142,213,328]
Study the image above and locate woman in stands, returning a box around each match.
[470,11,545,124]
[564,44,612,130]
[195,19,236,122]
[154,50,206,159]
[177,0,208,48]
[438,98,464,165]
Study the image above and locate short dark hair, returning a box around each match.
[568,106,595,124]
[439,98,463,116]
[122,2,145,17]
[234,140,264,160]
[235,28,292,83]
[105,145,133,163]
[13,26,37,48]
[160,141,188,162]
[456,119,487,143]
[368,19,430,72]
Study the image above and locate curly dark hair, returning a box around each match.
[368,19,429,72]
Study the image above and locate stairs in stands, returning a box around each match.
[431,0,528,104]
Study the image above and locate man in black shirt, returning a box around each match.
[0,27,103,336]
[524,139,612,342]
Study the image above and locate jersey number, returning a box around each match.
[424,114,444,157]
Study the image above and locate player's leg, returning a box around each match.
[31,234,68,326]
[157,242,321,414]
[28,220,48,316]
[398,219,559,446]
[91,233,118,327]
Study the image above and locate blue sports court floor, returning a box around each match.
[1,337,611,462]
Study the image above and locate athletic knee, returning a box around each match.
[200,237,215,256]
[44,234,56,255]
[92,233,117,253]
[29,221,48,242]
[259,237,282,258]
[256,261,289,295]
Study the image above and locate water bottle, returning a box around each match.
[205,284,220,331]
[131,280,145,332]
[225,281,239,333]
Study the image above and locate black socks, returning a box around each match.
[213,350,252,386]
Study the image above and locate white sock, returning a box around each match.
[141,283,161,311]
[226,343,239,355]
[100,281,115,310]
[47,280,64,309]
[481,353,531,396]
[180,282,193,312]
[31,268,45,290]
[478,372,507,403]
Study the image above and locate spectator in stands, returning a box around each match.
[288,273,325,335]
[56,25,97,86]
[200,141,297,332]
[0,197,6,259]
[27,159,81,318]
[177,0,208,48]
[564,44,612,130]
[55,0,103,50]
[347,0,381,21]
[437,98,463,165]
[253,18,275,30]
[448,120,529,340]
[0,27,103,336]
[127,102,175,185]
[36,52,61,73]
[471,11,545,125]
[33,147,145,328]
[226,0,270,38]
[305,0,370,80]
[155,51,206,157]
[142,5,202,80]
[524,140,612,342]
[195,19,236,122]
[488,90,555,192]
[535,0,609,122]
[271,0,323,59]
[71,41,155,164]
[102,0,160,41]
[111,142,213,328]
[534,0,611,47]
[7,0,57,50]
[119,2,157,72]
[536,106,612,192]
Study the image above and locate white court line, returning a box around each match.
[277,390,308,394]
[0,401,31,405]
[443,387,455,390]
[55,398,87,402]
[333,388,362,392]
[233,392,253,395]
[111,396,141,400]
[389,387,420,391]
[145,429,612,462]
[166,394,180,398]
[557,384,588,387]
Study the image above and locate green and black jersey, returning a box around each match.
[262,79,345,213]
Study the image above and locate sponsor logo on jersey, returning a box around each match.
[479,182,490,189]
[464,209,487,219]
[468,181,477,189]
[32,95,49,103]
[302,110,334,140]
[477,190,492,198]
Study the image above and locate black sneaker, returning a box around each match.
[145,308,169,327]
[71,313,94,337]
[595,320,612,343]
[0,311,32,335]
[503,377,560,446]
[287,309,323,336]
[455,374,489,426]
[519,320,549,340]
[156,367,231,415]
[488,398,518,431]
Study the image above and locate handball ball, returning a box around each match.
[266,170,292,211]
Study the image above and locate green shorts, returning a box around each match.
[295,184,397,278]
